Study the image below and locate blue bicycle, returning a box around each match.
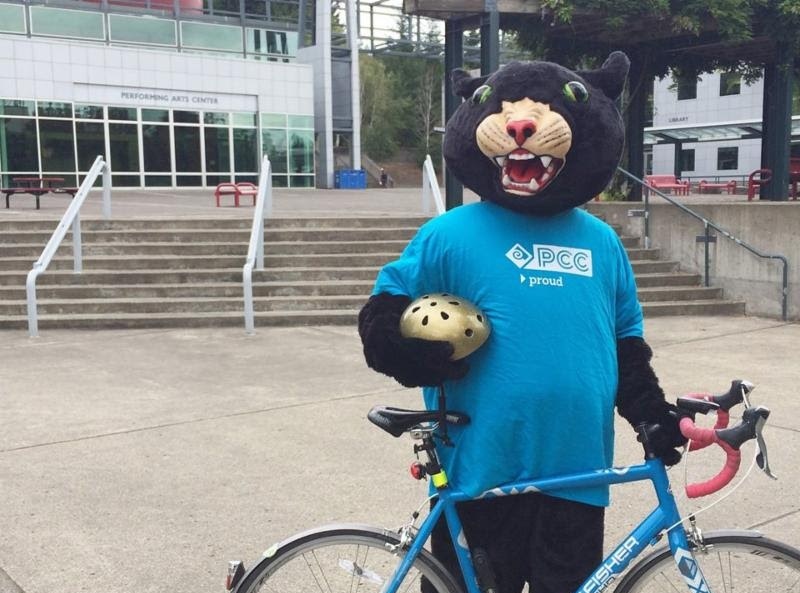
[225,380,800,593]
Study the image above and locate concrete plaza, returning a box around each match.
[0,186,798,593]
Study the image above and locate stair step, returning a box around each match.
[0,216,747,329]
[641,300,746,316]
[0,309,360,330]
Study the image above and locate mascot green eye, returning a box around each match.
[471,84,493,105]
[563,81,589,103]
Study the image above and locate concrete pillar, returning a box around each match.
[444,18,464,210]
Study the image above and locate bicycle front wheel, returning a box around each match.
[233,524,461,593]
[616,532,800,593]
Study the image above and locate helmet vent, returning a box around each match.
[441,312,450,320]
[465,329,474,337]
[412,306,421,313]
[477,315,483,323]
[449,301,460,306]
[430,301,438,306]
[422,315,429,325]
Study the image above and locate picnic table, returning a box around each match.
[2,177,79,209]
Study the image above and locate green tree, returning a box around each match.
[360,55,400,160]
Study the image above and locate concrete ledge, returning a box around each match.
[587,201,799,320]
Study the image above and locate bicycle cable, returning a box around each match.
[661,443,759,536]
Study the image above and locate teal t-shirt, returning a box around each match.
[372,202,643,507]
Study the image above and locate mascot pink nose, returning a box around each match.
[506,119,537,146]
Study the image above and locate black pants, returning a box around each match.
[422,493,604,593]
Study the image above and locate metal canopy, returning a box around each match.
[644,117,800,145]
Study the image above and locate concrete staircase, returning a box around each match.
[0,216,744,331]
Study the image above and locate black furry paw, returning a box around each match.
[642,407,692,466]
[358,293,470,387]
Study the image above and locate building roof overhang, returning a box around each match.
[644,116,800,145]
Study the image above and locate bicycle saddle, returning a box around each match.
[368,405,470,437]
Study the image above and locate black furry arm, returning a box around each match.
[358,292,469,388]
[616,336,687,464]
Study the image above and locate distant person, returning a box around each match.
[379,168,388,188]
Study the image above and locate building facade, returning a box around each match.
[0,0,358,189]
[647,70,800,182]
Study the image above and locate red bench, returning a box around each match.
[644,174,690,195]
[698,180,737,194]
[214,182,258,207]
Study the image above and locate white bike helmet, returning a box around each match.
[399,293,491,360]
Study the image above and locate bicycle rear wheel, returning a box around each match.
[233,524,461,593]
[616,532,800,593]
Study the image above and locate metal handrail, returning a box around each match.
[243,156,273,334]
[422,154,445,215]
[618,167,789,321]
[26,155,111,337]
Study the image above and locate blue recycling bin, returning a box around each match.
[334,170,342,189]
[355,169,366,189]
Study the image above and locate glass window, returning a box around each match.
[676,76,697,100]
[288,129,313,174]
[145,175,172,187]
[207,0,240,17]
[206,174,231,186]
[29,6,104,40]
[0,118,38,171]
[720,72,741,97]
[108,13,176,46]
[288,115,313,129]
[262,128,287,173]
[38,101,73,118]
[75,104,104,119]
[174,127,201,172]
[40,120,76,172]
[233,128,258,172]
[204,112,229,125]
[76,122,105,170]
[181,21,243,52]
[109,123,140,172]
[680,148,695,172]
[232,112,257,127]
[1,99,35,117]
[176,175,202,186]
[247,28,292,56]
[112,174,141,187]
[717,147,738,170]
[108,107,138,121]
[0,3,26,34]
[290,175,314,188]
[143,125,172,172]
[204,127,230,172]
[271,175,288,188]
[261,113,287,127]
[174,110,200,124]
[142,108,170,122]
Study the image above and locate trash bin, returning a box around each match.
[334,170,342,189]
[355,169,366,189]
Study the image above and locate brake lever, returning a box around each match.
[753,414,777,480]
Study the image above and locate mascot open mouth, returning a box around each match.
[494,149,564,195]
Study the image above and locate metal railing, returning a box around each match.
[619,167,789,321]
[243,156,273,333]
[26,155,111,337]
[422,154,445,215]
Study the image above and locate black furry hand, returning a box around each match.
[640,407,691,466]
[616,336,689,465]
[358,293,470,387]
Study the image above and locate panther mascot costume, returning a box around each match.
[358,52,687,593]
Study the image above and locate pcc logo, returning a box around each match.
[506,243,593,277]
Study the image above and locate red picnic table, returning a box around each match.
[2,177,79,209]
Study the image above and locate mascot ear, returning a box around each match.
[452,69,490,99]
[579,51,630,101]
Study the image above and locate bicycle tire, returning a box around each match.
[615,531,800,593]
[233,524,462,593]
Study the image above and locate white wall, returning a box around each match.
[0,35,314,116]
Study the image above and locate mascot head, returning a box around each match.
[443,52,630,216]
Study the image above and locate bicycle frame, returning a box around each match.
[384,458,707,593]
